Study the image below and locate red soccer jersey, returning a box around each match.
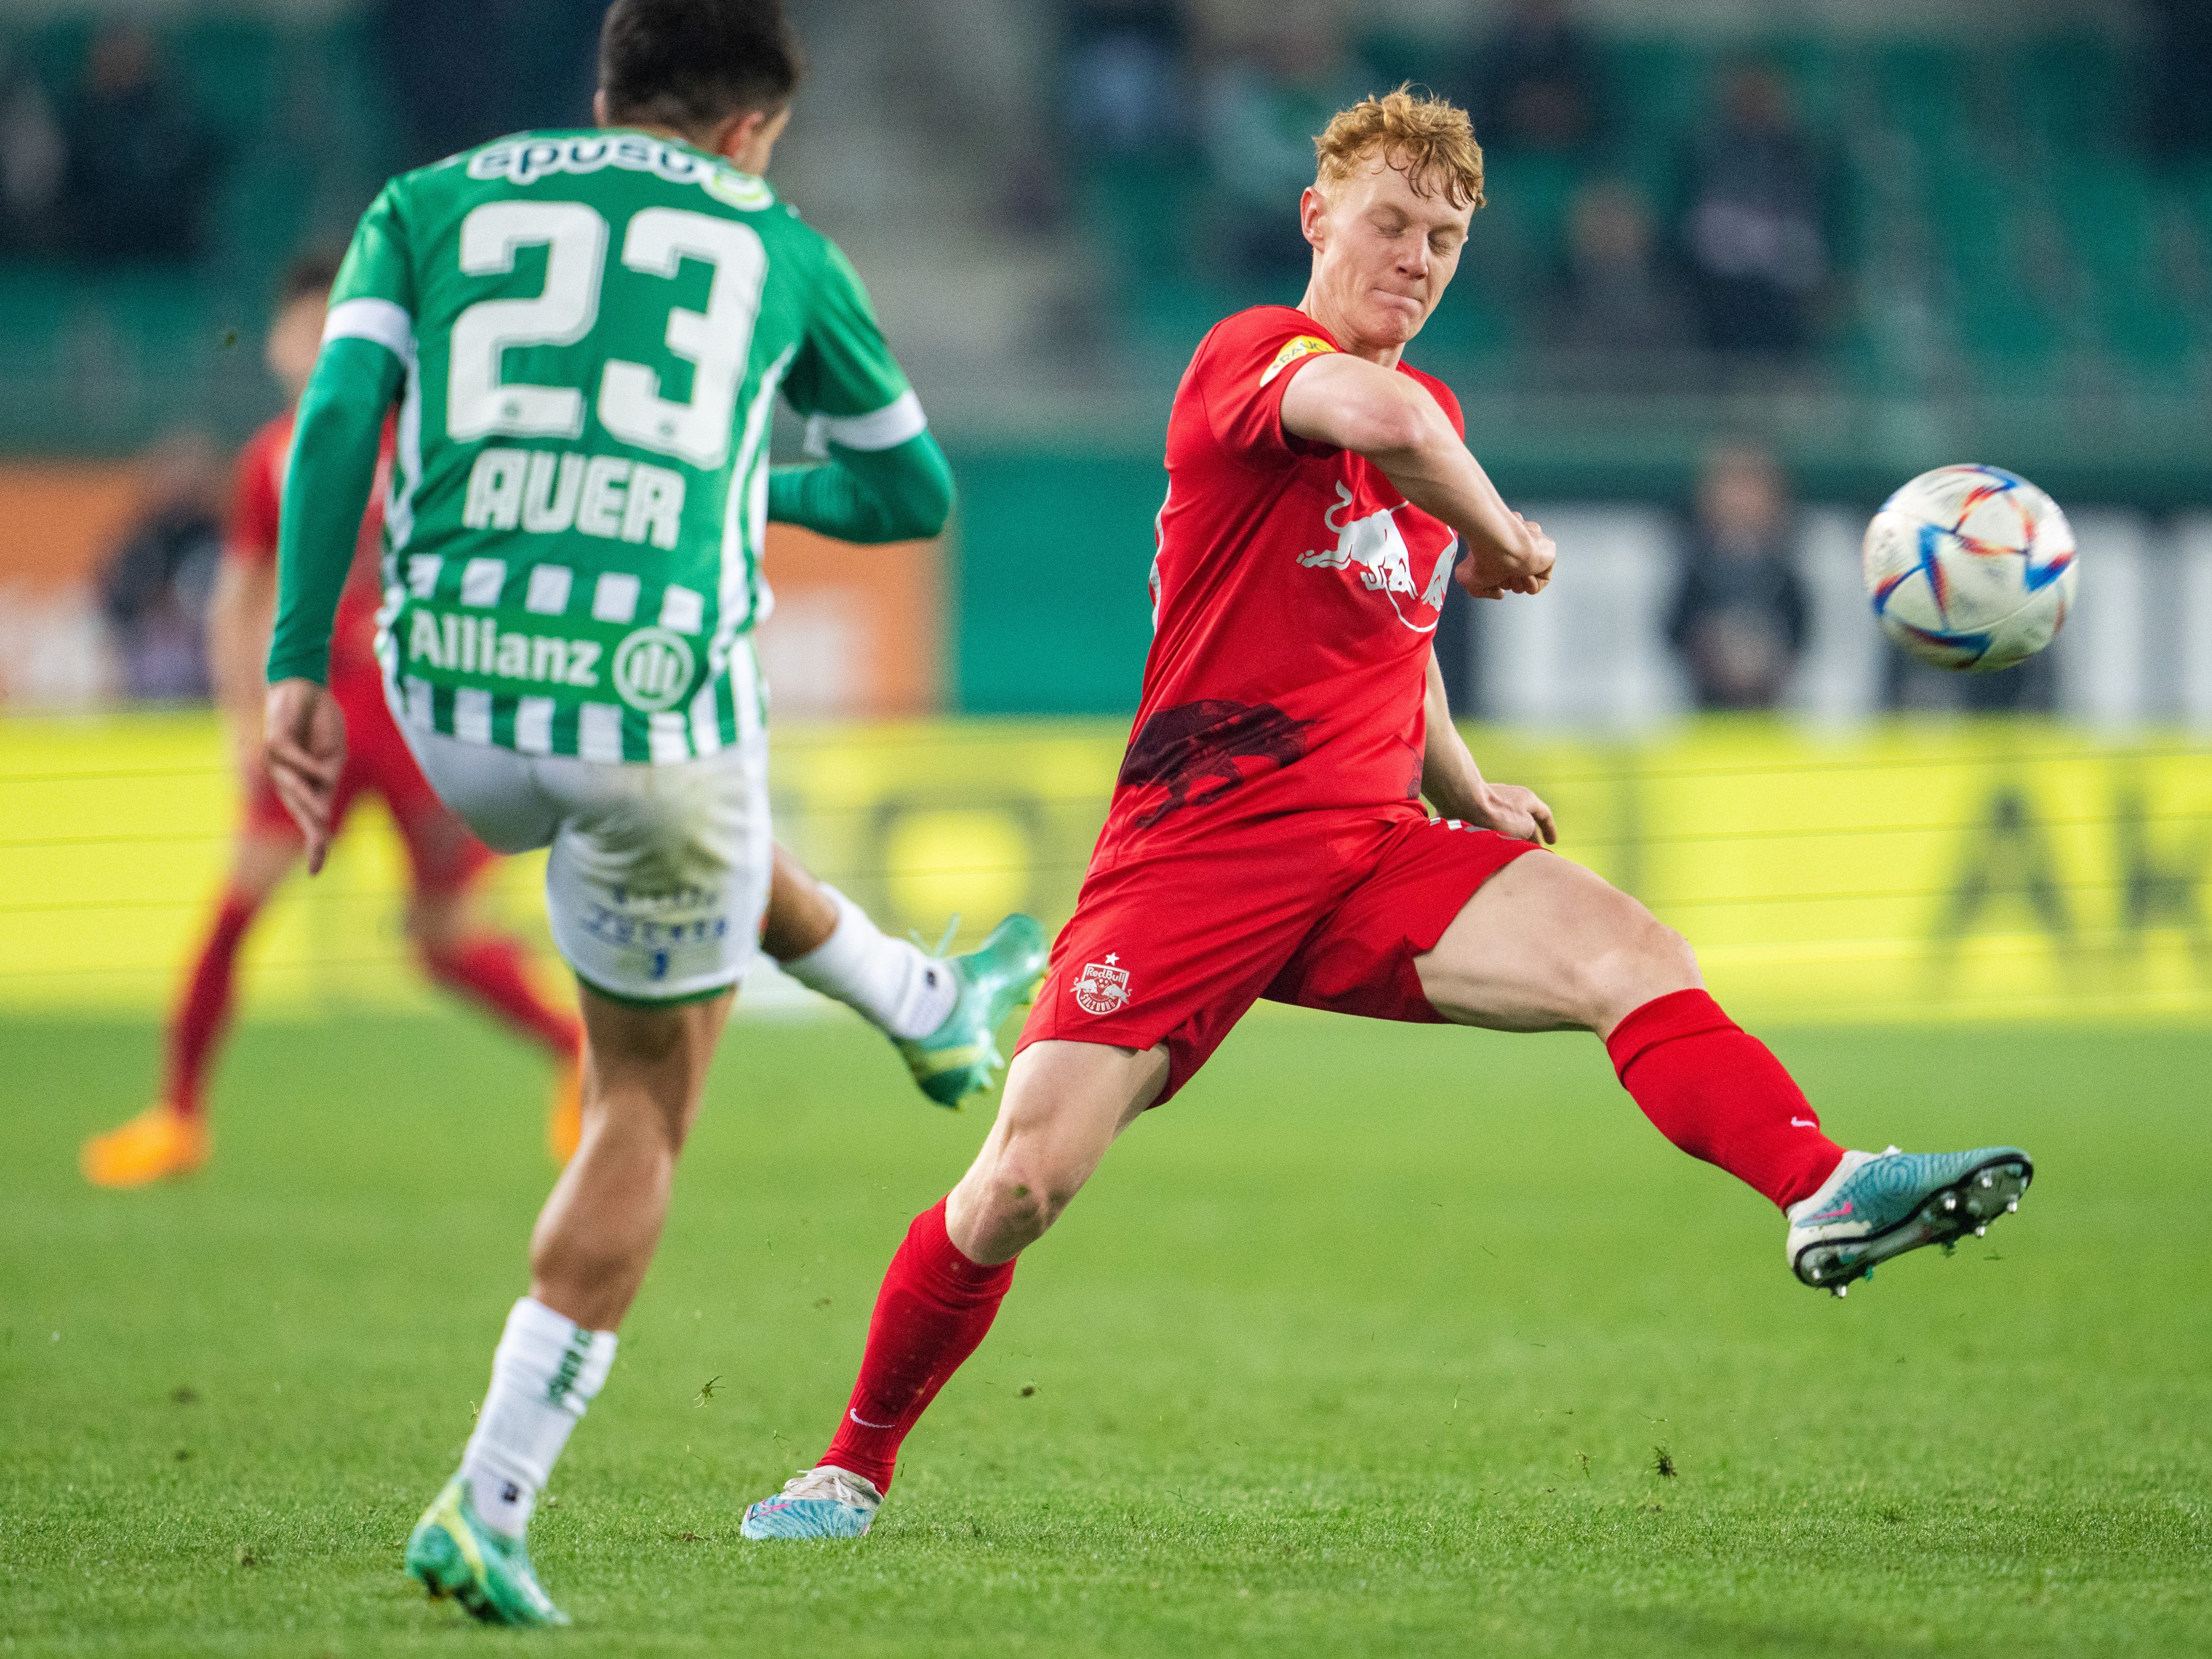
[1095,305,1465,865]
[227,412,394,682]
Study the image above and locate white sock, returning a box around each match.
[779,885,957,1040]
[457,1297,616,1539]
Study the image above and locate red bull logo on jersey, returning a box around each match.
[1073,954,1132,1015]
[1297,482,1456,633]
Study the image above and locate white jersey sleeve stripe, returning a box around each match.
[807,389,927,453]
[323,297,415,359]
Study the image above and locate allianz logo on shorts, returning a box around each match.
[406,610,697,712]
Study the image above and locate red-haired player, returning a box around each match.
[741,88,2033,1540]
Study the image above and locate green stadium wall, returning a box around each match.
[949,448,1163,715]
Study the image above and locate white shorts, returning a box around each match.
[398,715,771,1005]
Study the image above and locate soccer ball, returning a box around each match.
[1861,464,2077,671]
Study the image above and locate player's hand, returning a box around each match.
[1457,515,1555,600]
[263,677,346,874]
[1471,782,1557,845]
[1514,517,1556,594]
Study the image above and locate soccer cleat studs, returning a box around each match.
[1788,1147,2032,1298]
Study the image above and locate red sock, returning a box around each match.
[1606,989,1843,1211]
[820,1199,1016,1494]
[163,890,260,1119]
[421,934,581,1057]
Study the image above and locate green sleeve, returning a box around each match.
[265,184,413,686]
[265,342,403,684]
[769,234,947,542]
[768,430,954,543]
[780,238,916,427]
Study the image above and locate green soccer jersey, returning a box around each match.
[272,128,924,763]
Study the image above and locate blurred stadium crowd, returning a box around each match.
[1,0,2209,724]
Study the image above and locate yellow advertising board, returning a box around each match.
[2,713,2208,1023]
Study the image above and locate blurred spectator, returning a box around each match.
[1676,63,1834,358]
[1065,1,1191,155]
[1545,177,1694,383]
[1667,444,1809,710]
[0,49,65,253]
[99,431,225,702]
[1468,0,1599,154]
[2144,0,2212,160]
[59,27,222,262]
[1199,10,1377,281]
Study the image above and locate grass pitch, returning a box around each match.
[2,1006,2207,1657]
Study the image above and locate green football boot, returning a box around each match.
[897,913,1049,1108]
[403,1475,568,1628]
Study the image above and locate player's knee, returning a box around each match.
[975,1148,1081,1242]
[1641,914,1699,985]
[1575,895,1699,1025]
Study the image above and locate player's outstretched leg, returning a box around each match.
[764,845,1047,1108]
[406,986,731,1623]
[1414,853,2032,1294]
[82,832,298,1187]
[741,1039,1164,1540]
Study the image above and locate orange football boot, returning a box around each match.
[81,1104,210,1189]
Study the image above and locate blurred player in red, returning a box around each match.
[82,254,584,1188]
[741,88,2032,1540]
[83,256,1039,1190]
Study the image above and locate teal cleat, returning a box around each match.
[1787,1145,2033,1297]
[740,1465,883,1540]
[896,913,1049,1109]
[403,1475,568,1627]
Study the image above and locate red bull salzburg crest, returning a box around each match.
[1073,954,1131,1014]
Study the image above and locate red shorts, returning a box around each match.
[1016,808,1541,1101]
[245,664,493,895]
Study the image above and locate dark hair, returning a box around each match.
[277,249,345,307]
[599,0,803,135]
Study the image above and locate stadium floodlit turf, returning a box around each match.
[2,1007,2207,1657]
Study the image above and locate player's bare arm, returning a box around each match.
[1421,649,1554,843]
[1282,356,1551,597]
[1278,150,1552,597]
